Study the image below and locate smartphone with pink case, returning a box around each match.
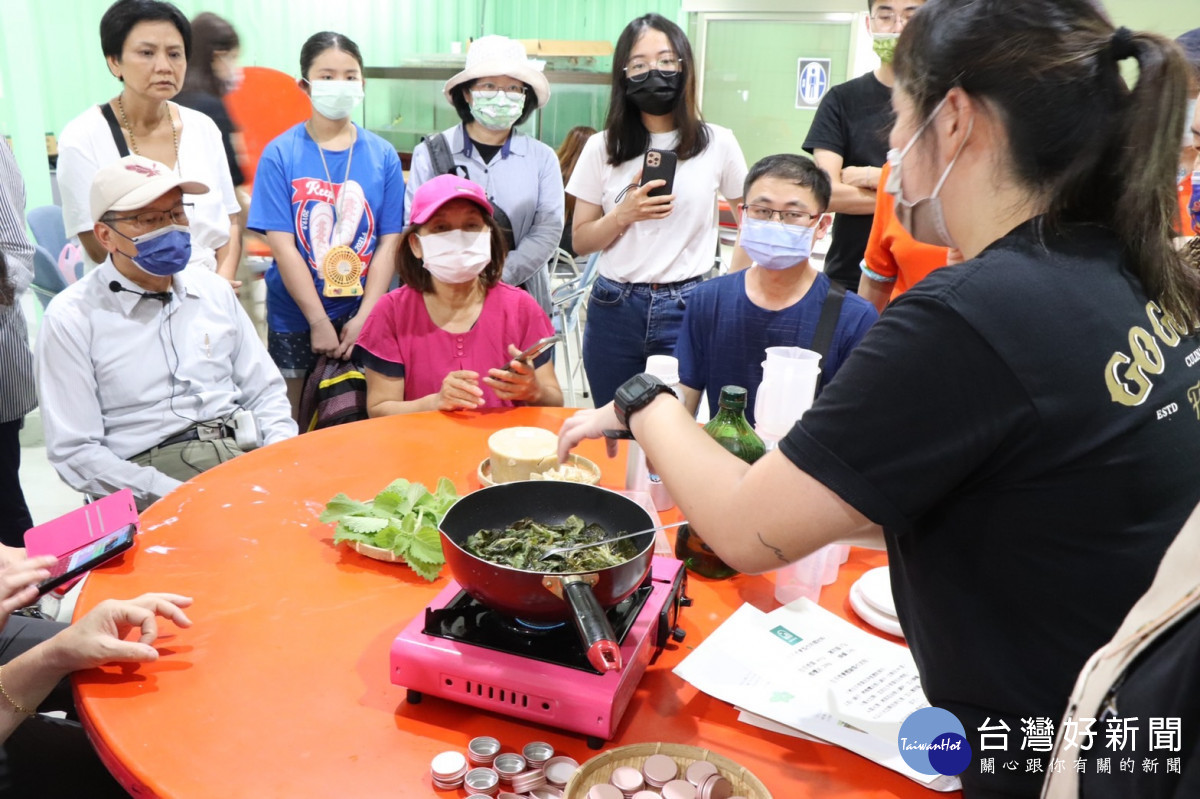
[24,489,138,594]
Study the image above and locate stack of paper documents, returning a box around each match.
[673,598,960,791]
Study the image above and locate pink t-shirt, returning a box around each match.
[355,283,555,409]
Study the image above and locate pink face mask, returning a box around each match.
[885,95,973,249]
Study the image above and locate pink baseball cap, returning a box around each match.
[410,174,493,225]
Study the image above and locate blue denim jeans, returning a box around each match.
[581,274,701,406]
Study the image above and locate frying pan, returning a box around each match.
[439,481,656,672]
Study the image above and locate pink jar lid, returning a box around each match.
[631,792,661,799]
[642,754,679,787]
[610,765,645,793]
[511,770,547,794]
[587,784,624,799]
[662,778,698,799]
[699,773,734,799]
[685,760,719,786]
[542,755,580,787]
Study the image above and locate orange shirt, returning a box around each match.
[861,161,950,302]
[1177,170,1197,236]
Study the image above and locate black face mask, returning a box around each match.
[625,72,683,116]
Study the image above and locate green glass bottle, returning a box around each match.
[675,386,765,579]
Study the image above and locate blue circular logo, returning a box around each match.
[897,707,973,776]
[798,62,828,105]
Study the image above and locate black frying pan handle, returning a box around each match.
[562,578,623,672]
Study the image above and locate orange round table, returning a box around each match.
[74,407,954,798]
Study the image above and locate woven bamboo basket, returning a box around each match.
[562,742,773,799]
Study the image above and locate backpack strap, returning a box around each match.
[423,133,468,179]
[810,280,846,363]
[98,103,131,158]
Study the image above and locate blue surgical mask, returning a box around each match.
[740,218,817,270]
[113,224,191,277]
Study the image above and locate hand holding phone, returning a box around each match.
[499,335,562,371]
[639,149,678,197]
[37,524,137,597]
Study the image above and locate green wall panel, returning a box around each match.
[0,0,1193,211]
[2,0,683,209]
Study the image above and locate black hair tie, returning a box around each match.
[1110,26,1137,61]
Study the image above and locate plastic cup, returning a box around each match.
[774,548,828,605]
[765,346,820,363]
[820,544,840,585]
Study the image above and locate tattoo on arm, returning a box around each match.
[757,533,790,565]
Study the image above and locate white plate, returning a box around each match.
[856,566,897,617]
[849,579,905,638]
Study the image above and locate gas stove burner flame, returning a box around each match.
[512,617,567,632]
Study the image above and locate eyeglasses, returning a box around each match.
[471,82,526,102]
[741,204,819,226]
[624,57,683,83]
[104,203,193,231]
[871,8,919,27]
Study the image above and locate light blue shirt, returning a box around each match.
[406,125,564,313]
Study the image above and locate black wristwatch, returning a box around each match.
[613,373,675,432]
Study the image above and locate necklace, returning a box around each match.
[307,121,363,298]
[116,94,178,164]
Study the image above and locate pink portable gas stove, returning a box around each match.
[391,557,689,749]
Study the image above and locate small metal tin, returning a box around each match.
[685,760,719,786]
[493,752,528,781]
[464,766,501,795]
[662,778,698,799]
[468,736,502,766]
[610,765,645,794]
[642,754,679,787]
[542,755,580,787]
[587,784,624,799]
[510,769,547,794]
[522,740,555,767]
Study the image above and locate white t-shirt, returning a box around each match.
[565,124,747,284]
[57,102,240,271]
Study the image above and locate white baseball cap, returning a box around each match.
[90,155,209,223]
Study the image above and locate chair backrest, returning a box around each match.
[28,205,67,256]
[551,252,600,332]
[30,244,68,309]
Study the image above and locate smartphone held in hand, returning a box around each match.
[640,149,678,197]
[500,335,562,371]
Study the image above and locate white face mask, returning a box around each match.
[417,229,492,284]
[885,95,973,249]
[308,79,364,120]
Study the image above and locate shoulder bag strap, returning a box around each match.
[98,103,131,158]
[423,133,468,179]
[810,280,846,362]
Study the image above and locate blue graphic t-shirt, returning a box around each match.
[247,123,405,332]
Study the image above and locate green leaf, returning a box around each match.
[408,524,445,565]
[324,478,457,575]
[319,494,373,524]
[405,553,443,582]
[341,516,389,534]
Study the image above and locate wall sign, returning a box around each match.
[796,58,831,109]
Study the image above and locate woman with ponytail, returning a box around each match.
[560,3,1200,795]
